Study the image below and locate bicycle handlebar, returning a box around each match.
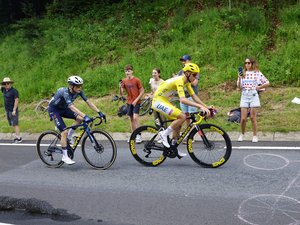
[190,108,217,125]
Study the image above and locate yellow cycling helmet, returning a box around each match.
[182,63,200,73]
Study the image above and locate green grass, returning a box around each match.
[0,1,299,133]
[1,86,299,134]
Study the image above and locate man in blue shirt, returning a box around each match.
[1,77,22,143]
[48,75,105,165]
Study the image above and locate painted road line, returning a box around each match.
[0,143,81,147]
[233,146,300,150]
[0,223,15,225]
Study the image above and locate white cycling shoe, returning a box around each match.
[62,155,75,165]
[158,131,170,148]
[177,150,187,157]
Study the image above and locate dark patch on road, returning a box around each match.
[0,196,81,221]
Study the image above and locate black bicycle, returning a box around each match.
[129,111,232,168]
[36,116,117,170]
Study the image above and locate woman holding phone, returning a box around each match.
[236,57,270,143]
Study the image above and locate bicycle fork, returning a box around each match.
[195,125,212,149]
[86,129,103,153]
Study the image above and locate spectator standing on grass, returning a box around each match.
[147,68,166,128]
[1,77,22,143]
[120,64,145,143]
[237,57,270,143]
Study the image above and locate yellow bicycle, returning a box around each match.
[129,111,232,168]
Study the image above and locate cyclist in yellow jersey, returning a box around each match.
[152,63,211,155]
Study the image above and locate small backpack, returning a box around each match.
[227,108,241,123]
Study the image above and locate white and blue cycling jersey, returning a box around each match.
[49,87,88,109]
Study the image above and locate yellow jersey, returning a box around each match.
[154,75,195,99]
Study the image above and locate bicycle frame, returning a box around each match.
[153,112,211,154]
[65,118,102,153]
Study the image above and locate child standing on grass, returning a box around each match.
[120,64,144,143]
[236,57,270,143]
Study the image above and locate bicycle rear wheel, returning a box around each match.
[129,125,166,166]
[35,99,49,115]
[187,123,232,168]
[139,98,152,116]
[36,130,64,168]
[81,130,117,170]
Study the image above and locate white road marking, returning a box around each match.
[233,146,300,150]
[0,143,80,147]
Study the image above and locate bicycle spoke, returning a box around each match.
[187,124,232,168]
[129,126,166,166]
[82,130,117,170]
[36,131,64,168]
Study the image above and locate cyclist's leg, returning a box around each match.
[152,97,185,147]
[50,108,76,165]
[67,115,83,142]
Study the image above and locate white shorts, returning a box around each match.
[240,90,260,108]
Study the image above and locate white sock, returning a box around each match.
[62,149,68,157]
[67,128,75,139]
[162,126,173,136]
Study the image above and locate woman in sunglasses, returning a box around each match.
[237,57,270,143]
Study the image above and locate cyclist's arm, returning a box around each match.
[68,104,85,118]
[86,99,100,113]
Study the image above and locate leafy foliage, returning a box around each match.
[0,0,299,103]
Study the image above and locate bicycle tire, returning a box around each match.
[139,98,152,116]
[81,129,117,170]
[187,123,232,168]
[36,130,64,168]
[35,99,50,114]
[129,125,166,167]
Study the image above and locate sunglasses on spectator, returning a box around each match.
[244,61,252,65]
[3,82,11,85]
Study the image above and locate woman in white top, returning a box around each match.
[149,68,164,95]
[237,57,270,143]
[148,68,166,128]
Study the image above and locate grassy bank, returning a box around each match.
[0,1,299,133]
[1,86,299,134]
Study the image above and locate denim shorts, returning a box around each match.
[6,110,19,126]
[240,90,260,108]
[180,97,198,113]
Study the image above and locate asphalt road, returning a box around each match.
[0,140,300,225]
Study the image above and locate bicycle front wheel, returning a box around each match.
[36,130,64,168]
[82,130,117,170]
[187,123,232,168]
[139,98,152,116]
[129,125,166,167]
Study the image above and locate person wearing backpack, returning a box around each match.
[236,57,270,142]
